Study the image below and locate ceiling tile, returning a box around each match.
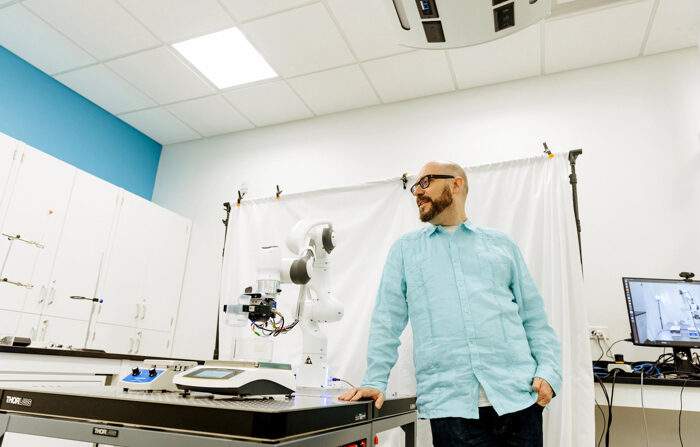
[223,80,313,127]
[219,0,315,22]
[166,96,253,137]
[288,65,379,115]
[544,0,654,74]
[107,47,215,104]
[449,23,542,90]
[118,0,235,43]
[0,4,95,74]
[361,50,455,103]
[325,0,410,61]
[55,64,156,114]
[240,3,355,77]
[23,0,159,60]
[119,108,200,145]
[644,0,700,56]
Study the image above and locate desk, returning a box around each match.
[594,375,700,411]
[0,386,417,446]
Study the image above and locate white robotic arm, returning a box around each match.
[224,219,344,388]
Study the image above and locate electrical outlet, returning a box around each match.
[589,326,609,340]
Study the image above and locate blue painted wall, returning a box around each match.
[0,46,161,200]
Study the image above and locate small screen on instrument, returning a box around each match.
[184,368,242,379]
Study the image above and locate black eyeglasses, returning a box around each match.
[410,174,455,194]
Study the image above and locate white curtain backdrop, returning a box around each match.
[220,153,594,447]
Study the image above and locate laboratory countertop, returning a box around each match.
[0,345,205,363]
[597,374,700,387]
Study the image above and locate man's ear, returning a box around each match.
[453,177,464,195]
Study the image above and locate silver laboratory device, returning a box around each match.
[172,361,296,396]
[121,359,197,392]
[389,0,551,48]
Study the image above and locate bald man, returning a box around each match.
[339,161,561,447]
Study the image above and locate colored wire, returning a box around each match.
[605,370,618,447]
[331,378,356,388]
[679,378,689,447]
[640,368,649,447]
[596,337,606,362]
[594,397,606,447]
[593,374,610,447]
[603,338,628,360]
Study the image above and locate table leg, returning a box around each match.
[0,413,9,447]
[401,420,416,447]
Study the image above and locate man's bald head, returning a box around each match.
[418,160,468,198]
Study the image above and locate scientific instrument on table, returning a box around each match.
[624,273,700,374]
[388,0,551,49]
[173,360,296,396]
[221,219,344,390]
[121,360,197,392]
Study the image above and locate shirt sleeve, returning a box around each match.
[360,240,409,394]
[509,239,563,396]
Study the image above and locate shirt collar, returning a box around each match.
[423,219,476,236]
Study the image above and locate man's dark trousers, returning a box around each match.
[430,403,544,447]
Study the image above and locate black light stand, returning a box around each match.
[213,202,232,360]
[568,149,583,269]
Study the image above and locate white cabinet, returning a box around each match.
[39,170,120,321]
[0,309,21,339]
[0,132,190,358]
[139,205,190,332]
[90,323,170,356]
[97,191,151,328]
[98,190,190,338]
[37,316,89,348]
[0,146,75,313]
[90,323,134,354]
[0,133,20,220]
[135,328,171,356]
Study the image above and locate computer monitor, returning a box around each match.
[623,277,700,373]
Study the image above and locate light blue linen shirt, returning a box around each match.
[361,220,562,419]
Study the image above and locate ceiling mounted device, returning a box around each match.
[390,0,552,49]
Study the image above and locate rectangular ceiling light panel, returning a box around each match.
[173,27,277,89]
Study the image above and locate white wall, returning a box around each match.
[153,48,700,370]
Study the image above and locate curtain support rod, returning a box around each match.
[213,201,233,360]
[568,149,583,270]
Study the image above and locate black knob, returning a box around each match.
[149,368,157,377]
[132,367,140,376]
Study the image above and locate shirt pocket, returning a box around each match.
[478,251,512,288]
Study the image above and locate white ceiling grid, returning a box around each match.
[0,0,696,145]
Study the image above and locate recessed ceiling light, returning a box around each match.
[173,27,277,89]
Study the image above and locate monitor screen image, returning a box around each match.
[624,277,700,347]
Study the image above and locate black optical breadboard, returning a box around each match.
[0,387,375,442]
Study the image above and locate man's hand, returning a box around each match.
[338,386,385,409]
[532,377,553,407]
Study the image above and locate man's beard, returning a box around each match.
[418,186,453,222]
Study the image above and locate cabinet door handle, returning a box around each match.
[40,319,49,341]
[141,304,146,320]
[128,337,134,353]
[135,303,142,319]
[38,285,47,303]
[135,332,142,353]
[47,287,56,305]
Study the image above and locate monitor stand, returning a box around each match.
[673,347,696,374]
